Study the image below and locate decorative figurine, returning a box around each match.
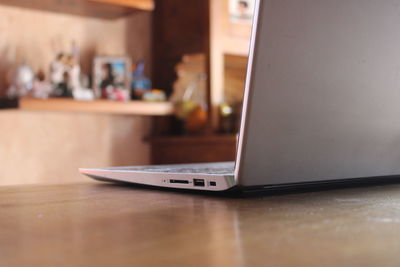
[53,71,73,98]
[50,53,67,86]
[66,52,94,101]
[68,54,81,91]
[131,60,151,100]
[6,64,35,99]
[30,70,52,99]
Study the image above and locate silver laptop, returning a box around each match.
[80,0,400,192]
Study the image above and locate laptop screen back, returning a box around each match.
[237,0,400,186]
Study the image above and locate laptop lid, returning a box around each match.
[236,0,400,187]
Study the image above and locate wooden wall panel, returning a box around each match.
[152,0,210,96]
[0,111,151,185]
[224,54,248,104]
[125,11,153,77]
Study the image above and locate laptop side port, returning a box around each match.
[193,179,205,187]
[170,179,189,184]
[209,181,217,186]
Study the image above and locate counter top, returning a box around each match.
[2,182,400,267]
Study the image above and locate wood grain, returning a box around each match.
[2,182,400,267]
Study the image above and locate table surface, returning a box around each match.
[2,182,400,267]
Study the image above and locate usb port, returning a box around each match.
[209,181,217,186]
[193,179,205,187]
[170,179,189,184]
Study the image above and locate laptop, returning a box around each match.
[80,0,400,192]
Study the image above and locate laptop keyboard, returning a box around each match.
[103,162,235,175]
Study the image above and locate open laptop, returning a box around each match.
[80,0,400,192]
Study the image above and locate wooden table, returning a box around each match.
[2,182,400,267]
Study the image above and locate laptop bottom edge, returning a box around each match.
[84,172,400,196]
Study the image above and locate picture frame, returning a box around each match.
[229,0,256,24]
[93,56,132,100]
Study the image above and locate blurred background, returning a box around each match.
[0,0,254,185]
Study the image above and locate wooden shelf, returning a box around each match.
[89,0,154,11]
[19,98,174,116]
[0,0,154,20]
